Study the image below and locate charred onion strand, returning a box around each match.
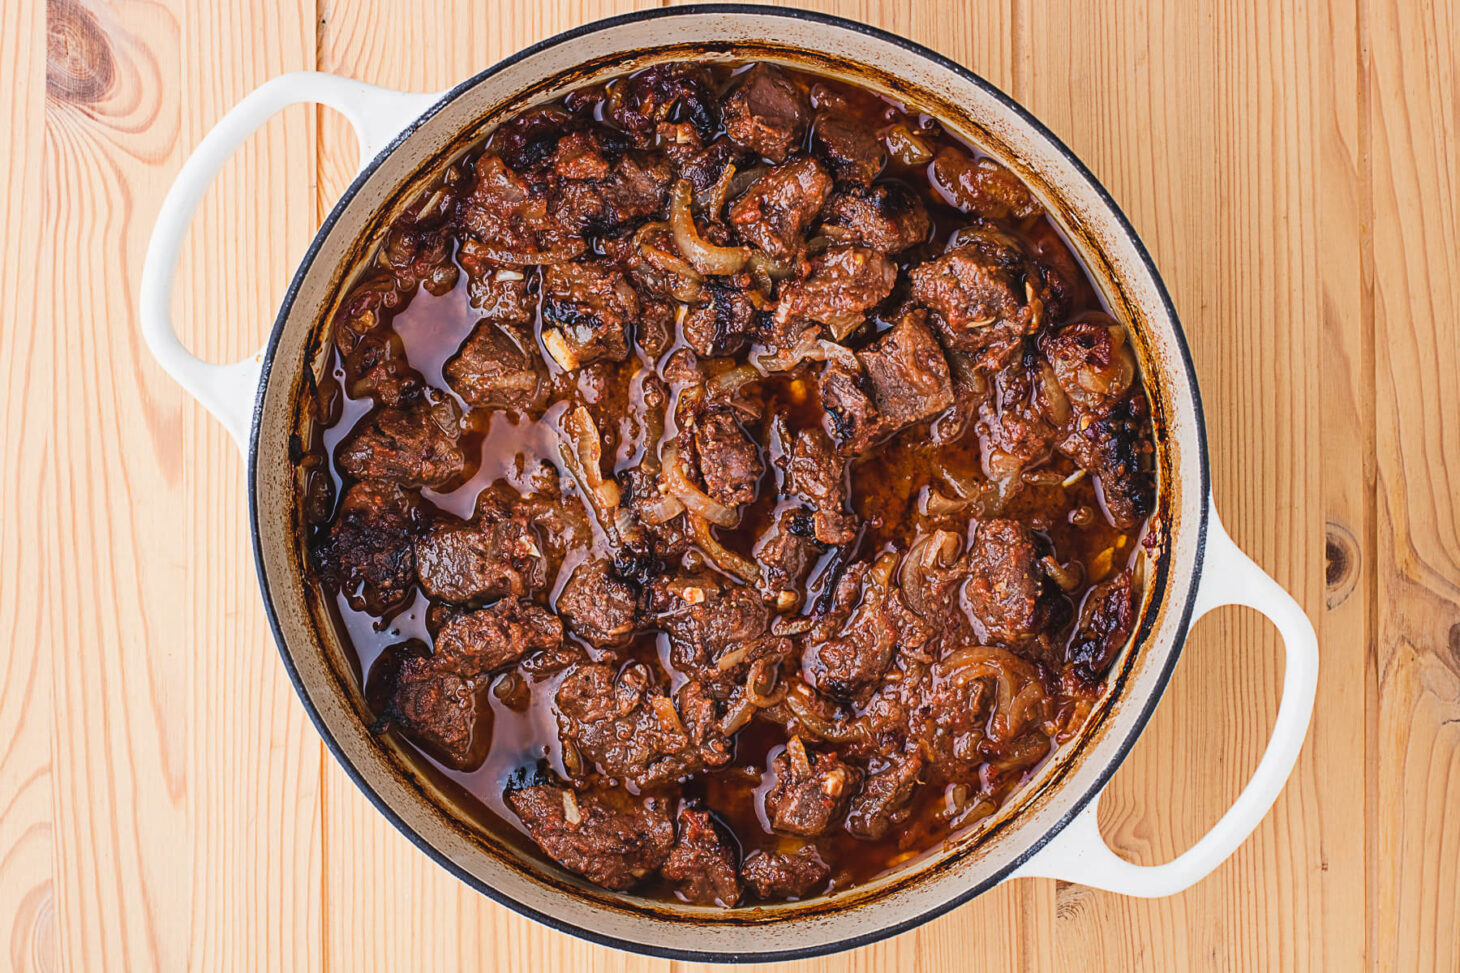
[663,443,739,527]
[670,179,751,275]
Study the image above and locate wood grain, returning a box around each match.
[7,0,1457,968]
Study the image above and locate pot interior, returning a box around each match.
[249,7,1206,960]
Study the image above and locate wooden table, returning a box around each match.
[8,0,1456,969]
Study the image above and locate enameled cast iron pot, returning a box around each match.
[140,6,1319,962]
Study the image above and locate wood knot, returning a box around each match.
[1325,522,1359,609]
[1448,622,1460,669]
[47,0,115,105]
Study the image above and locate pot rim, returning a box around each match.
[246,4,1210,961]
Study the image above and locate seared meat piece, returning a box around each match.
[930,146,1041,221]
[978,363,1060,485]
[459,154,586,264]
[822,183,930,254]
[857,309,955,430]
[682,278,761,358]
[662,805,742,907]
[961,519,1062,643]
[556,559,639,648]
[551,144,675,239]
[1041,320,1137,418]
[540,261,636,369]
[721,63,810,162]
[771,244,896,340]
[608,63,719,144]
[368,597,562,770]
[754,507,821,605]
[331,271,409,354]
[315,480,418,614]
[506,783,676,891]
[690,406,763,508]
[808,554,929,699]
[845,751,924,840]
[818,360,884,457]
[454,250,534,323]
[556,663,731,788]
[908,232,1042,366]
[381,212,459,295]
[811,112,886,186]
[341,330,422,407]
[741,843,831,900]
[764,737,862,837]
[729,157,833,260]
[648,571,788,696]
[337,403,465,487]
[786,427,855,544]
[444,321,544,412]
[491,106,574,172]
[414,501,546,603]
[1066,570,1138,683]
[1057,391,1155,529]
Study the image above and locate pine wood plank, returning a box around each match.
[1366,0,1460,969]
[41,0,323,968]
[1,2,53,971]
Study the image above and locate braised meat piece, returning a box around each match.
[414,500,546,603]
[434,596,565,670]
[822,183,930,253]
[753,507,821,605]
[506,783,676,891]
[540,261,636,369]
[1041,320,1137,418]
[454,251,534,323]
[728,157,833,259]
[1057,391,1155,529]
[977,362,1060,486]
[1066,570,1138,683]
[608,63,719,144]
[764,737,862,837]
[556,559,639,648]
[491,105,574,171]
[341,330,422,407]
[459,154,586,264]
[682,278,761,358]
[721,63,810,162]
[381,211,459,295]
[812,112,886,186]
[648,571,788,696]
[808,554,926,699]
[662,806,742,907]
[550,140,675,238]
[556,662,731,788]
[742,843,831,900]
[908,232,1042,365]
[771,244,896,340]
[961,519,1062,643]
[337,403,465,487]
[857,309,955,430]
[786,427,855,544]
[315,480,418,614]
[845,752,925,840]
[444,321,544,412]
[930,147,1042,222]
[689,406,763,508]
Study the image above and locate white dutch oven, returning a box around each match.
[140,6,1318,961]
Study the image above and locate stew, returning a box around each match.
[301,60,1156,907]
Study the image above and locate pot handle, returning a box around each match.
[140,72,440,450]
[1010,498,1318,896]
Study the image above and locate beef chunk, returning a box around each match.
[506,783,675,891]
[786,427,856,544]
[556,559,639,648]
[930,147,1041,221]
[434,596,564,671]
[978,363,1060,485]
[454,250,534,324]
[459,154,586,263]
[551,142,674,239]
[1058,391,1155,529]
[682,278,760,358]
[337,403,465,487]
[648,571,788,696]
[690,406,763,507]
[857,309,955,430]
[741,843,831,900]
[908,233,1041,363]
[1041,320,1137,418]
[315,480,418,614]
[444,321,544,412]
[823,183,931,253]
[1066,570,1138,683]
[961,519,1060,642]
[754,507,822,605]
[808,554,924,699]
[414,501,546,603]
[381,212,460,295]
[367,639,492,770]
[771,244,896,340]
[728,157,832,260]
[845,752,924,840]
[721,64,810,162]
[540,261,636,369]
[662,806,742,907]
[556,663,731,788]
[817,360,884,457]
[812,112,886,186]
[764,737,862,837]
[491,106,575,172]
[341,331,423,407]
[608,63,719,144]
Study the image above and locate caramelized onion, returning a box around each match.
[688,511,761,583]
[719,696,757,735]
[639,491,685,525]
[753,333,860,375]
[898,530,962,617]
[670,179,750,275]
[663,443,738,527]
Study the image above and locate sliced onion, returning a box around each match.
[670,179,750,275]
[639,491,685,525]
[663,443,738,528]
[688,512,761,583]
[719,696,757,735]
[696,162,738,216]
[898,530,962,617]
[753,334,860,375]
[559,406,621,515]
[786,736,813,777]
[709,364,761,396]
[460,241,586,266]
